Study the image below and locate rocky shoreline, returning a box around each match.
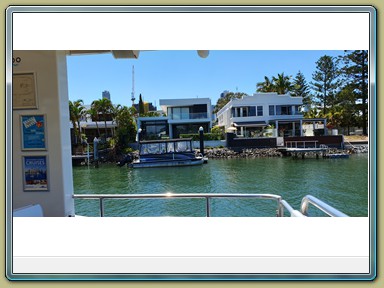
[197,146,368,159]
[94,145,369,166]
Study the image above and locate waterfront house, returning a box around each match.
[217,92,308,137]
[138,98,213,139]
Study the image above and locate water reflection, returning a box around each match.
[73,154,368,217]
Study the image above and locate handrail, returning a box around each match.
[73,193,347,217]
[300,195,348,217]
[73,193,284,217]
[285,140,318,148]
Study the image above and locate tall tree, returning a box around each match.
[213,92,248,114]
[69,99,86,144]
[272,73,293,94]
[92,98,113,139]
[340,50,368,135]
[87,106,101,137]
[334,84,359,135]
[115,105,137,148]
[311,55,341,114]
[256,73,293,94]
[256,76,275,92]
[138,93,145,116]
[292,71,311,106]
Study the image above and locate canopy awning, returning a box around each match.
[233,121,267,127]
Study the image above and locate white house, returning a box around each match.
[216,92,305,137]
[138,98,212,139]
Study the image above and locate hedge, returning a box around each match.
[179,133,223,141]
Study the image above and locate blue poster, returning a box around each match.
[21,115,46,150]
[23,156,48,191]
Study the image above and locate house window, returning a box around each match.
[249,106,256,116]
[257,106,263,116]
[269,105,275,116]
[276,105,292,115]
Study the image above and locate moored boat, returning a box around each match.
[119,138,204,168]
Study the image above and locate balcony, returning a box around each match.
[170,112,208,120]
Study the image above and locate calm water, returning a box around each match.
[73,154,369,217]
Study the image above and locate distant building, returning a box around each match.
[133,102,157,113]
[220,90,229,98]
[102,90,110,100]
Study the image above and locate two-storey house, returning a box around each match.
[138,98,212,139]
[216,92,305,137]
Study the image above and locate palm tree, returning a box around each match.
[87,106,101,137]
[272,73,293,94]
[256,76,274,92]
[69,99,86,144]
[92,98,113,139]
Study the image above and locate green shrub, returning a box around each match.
[180,133,219,141]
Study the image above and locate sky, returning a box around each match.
[66,50,345,109]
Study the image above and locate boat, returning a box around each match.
[118,138,205,168]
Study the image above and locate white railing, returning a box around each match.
[73,193,347,217]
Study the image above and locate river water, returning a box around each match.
[73,154,368,217]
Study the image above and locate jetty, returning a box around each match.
[280,140,327,159]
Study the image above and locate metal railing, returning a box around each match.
[285,140,318,148]
[300,195,348,217]
[73,193,348,217]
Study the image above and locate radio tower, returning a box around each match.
[131,65,135,106]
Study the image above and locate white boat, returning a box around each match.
[119,138,205,168]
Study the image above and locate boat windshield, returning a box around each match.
[140,140,192,155]
[140,143,166,155]
[175,141,191,152]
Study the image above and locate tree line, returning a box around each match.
[215,50,368,135]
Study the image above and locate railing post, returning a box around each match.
[100,198,104,217]
[206,197,210,217]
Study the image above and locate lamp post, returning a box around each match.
[93,137,99,168]
[199,126,204,156]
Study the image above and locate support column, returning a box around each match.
[300,119,303,136]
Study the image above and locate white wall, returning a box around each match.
[12,51,74,216]
[217,93,303,129]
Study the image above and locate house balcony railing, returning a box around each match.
[170,112,208,120]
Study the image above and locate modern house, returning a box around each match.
[217,92,308,137]
[138,98,212,139]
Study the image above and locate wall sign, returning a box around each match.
[21,115,47,150]
[13,72,38,109]
[22,155,49,192]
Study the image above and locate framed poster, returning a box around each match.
[22,155,49,191]
[21,114,47,150]
[13,72,38,109]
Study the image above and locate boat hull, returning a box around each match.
[129,157,204,168]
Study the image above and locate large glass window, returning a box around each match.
[172,107,181,120]
[276,105,292,115]
[248,106,256,116]
[269,105,275,116]
[257,106,263,116]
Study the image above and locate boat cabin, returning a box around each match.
[139,138,194,156]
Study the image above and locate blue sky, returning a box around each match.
[66,50,344,108]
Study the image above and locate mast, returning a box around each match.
[131,65,135,106]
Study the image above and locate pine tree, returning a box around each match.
[292,71,311,106]
[138,93,145,116]
[340,50,368,135]
[311,55,341,114]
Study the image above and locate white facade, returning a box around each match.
[216,92,303,137]
[138,98,212,138]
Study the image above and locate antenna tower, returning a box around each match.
[131,65,135,106]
